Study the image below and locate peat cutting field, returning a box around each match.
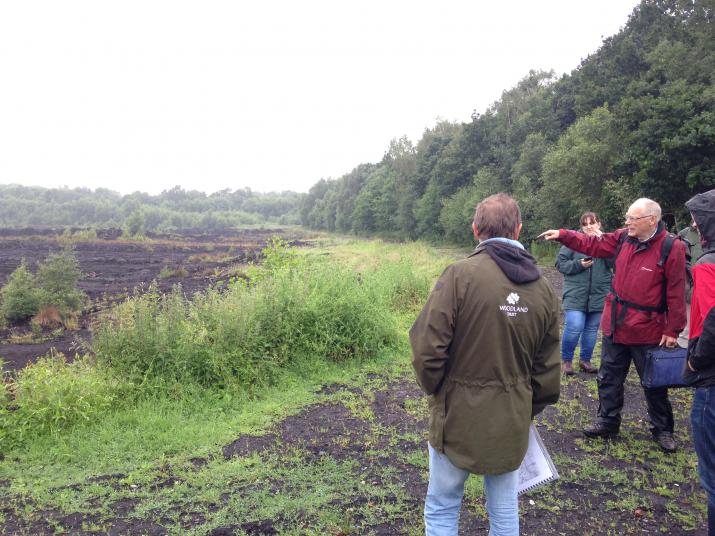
[0,227,306,372]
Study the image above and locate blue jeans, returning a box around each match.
[561,310,602,362]
[425,443,519,536]
[691,386,715,535]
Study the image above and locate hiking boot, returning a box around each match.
[654,431,677,453]
[583,422,619,438]
[579,361,598,374]
[562,362,575,376]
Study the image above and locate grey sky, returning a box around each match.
[0,1,640,195]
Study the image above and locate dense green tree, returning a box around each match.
[301,0,714,246]
[537,106,619,231]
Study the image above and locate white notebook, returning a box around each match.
[517,424,559,495]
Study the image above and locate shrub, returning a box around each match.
[125,209,146,238]
[0,353,129,450]
[529,239,561,265]
[36,250,86,314]
[1,259,40,322]
[261,236,299,272]
[94,253,398,390]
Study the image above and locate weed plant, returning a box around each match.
[0,353,130,450]
[93,243,399,392]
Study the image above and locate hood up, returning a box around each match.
[479,241,541,284]
[685,189,715,248]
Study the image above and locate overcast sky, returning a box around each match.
[0,1,640,196]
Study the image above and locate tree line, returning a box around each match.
[300,0,714,245]
[0,184,302,233]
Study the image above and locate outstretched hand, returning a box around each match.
[537,230,560,241]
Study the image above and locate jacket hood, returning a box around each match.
[685,189,715,247]
[476,241,541,284]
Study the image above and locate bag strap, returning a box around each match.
[609,231,675,335]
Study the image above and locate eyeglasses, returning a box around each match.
[624,214,653,223]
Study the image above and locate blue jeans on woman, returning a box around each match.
[691,386,715,535]
[561,310,602,362]
[424,443,519,536]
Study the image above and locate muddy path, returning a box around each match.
[0,228,307,372]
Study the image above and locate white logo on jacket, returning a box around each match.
[500,292,529,317]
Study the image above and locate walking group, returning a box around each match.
[410,191,715,535]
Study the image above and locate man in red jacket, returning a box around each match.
[541,198,687,452]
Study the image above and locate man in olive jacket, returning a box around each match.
[411,193,561,536]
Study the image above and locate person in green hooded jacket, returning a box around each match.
[555,212,613,375]
[411,193,560,535]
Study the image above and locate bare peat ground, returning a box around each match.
[0,365,706,535]
[0,227,305,372]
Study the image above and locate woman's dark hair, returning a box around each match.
[579,211,600,227]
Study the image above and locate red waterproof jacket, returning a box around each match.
[684,189,715,388]
[558,224,686,345]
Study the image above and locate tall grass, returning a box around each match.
[529,238,560,265]
[93,253,401,391]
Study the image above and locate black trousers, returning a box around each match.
[596,336,674,434]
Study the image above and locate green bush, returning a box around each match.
[1,259,40,321]
[94,253,399,390]
[124,209,146,238]
[0,354,129,450]
[36,250,86,314]
[261,236,299,272]
[528,239,561,265]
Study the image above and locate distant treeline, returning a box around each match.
[0,185,303,233]
[300,0,714,245]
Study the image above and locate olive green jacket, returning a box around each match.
[410,242,561,475]
[556,245,613,312]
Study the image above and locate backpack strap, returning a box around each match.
[611,231,628,276]
[658,233,675,268]
[609,231,675,336]
[658,234,673,308]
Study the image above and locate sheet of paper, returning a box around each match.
[517,424,559,495]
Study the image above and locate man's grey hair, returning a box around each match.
[632,198,662,221]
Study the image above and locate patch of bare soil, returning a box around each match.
[0,228,307,372]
